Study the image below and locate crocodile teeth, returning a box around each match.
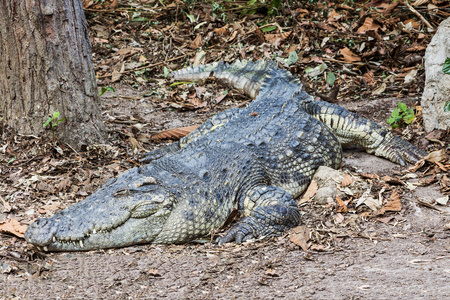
[43,246,48,252]
[79,240,84,248]
[92,229,97,234]
[53,236,56,243]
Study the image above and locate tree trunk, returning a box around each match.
[0,0,106,149]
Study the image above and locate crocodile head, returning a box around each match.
[25,167,175,251]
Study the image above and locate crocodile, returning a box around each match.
[25,60,427,251]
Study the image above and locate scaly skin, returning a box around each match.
[25,60,427,251]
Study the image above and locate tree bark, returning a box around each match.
[0,0,106,149]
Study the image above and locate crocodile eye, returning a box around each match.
[130,202,160,218]
[113,189,129,197]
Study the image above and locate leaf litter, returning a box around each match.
[0,1,450,297]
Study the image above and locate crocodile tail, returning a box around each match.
[172,60,300,99]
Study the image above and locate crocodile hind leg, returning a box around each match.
[217,186,300,245]
[140,108,241,163]
[303,100,427,166]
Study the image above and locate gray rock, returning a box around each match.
[422,17,450,132]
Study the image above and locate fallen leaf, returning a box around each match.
[310,244,326,251]
[424,149,447,163]
[0,218,27,238]
[147,268,162,277]
[361,172,379,179]
[189,34,202,49]
[339,47,361,62]
[372,82,387,95]
[341,174,353,187]
[152,125,199,141]
[214,25,229,35]
[265,31,291,45]
[376,216,394,223]
[299,180,318,204]
[264,268,280,277]
[380,190,402,213]
[362,71,376,86]
[0,196,12,213]
[289,225,310,251]
[357,17,380,34]
[381,175,403,185]
[335,194,347,213]
[193,50,205,66]
[111,70,122,83]
[334,213,345,223]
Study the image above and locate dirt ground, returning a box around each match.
[1,1,450,298]
[1,87,449,299]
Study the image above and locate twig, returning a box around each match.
[403,0,434,31]
[97,53,190,79]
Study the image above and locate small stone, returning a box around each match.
[435,195,449,206]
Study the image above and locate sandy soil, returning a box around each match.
[1,88,449,299]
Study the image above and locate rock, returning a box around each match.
[422,17,450,132]
[311,166,370,205]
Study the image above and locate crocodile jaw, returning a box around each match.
[25,214,165,251]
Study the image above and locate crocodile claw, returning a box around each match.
[216,219,255,245]
[375,134,428,166]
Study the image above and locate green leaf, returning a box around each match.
[54,118,66,127]
[53,111,60,119]
[170,81,192,86]
[326,72,336,87]
[387,117,395,125]
[398,102,407,112]
[305,63,327,77]
[271,0,281,9]
[131,17,149,22]
[261,26,277,33]
[163,66,170,78]
[391,108,400,118]
[185,13,197,23]
[403,113,414,124]
[443,57,450,75]
[43,117,52,128]
[100,86,115,96]
[285,51,298,66]
[444,101,450,112]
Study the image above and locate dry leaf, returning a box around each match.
[189,34,202,49]
[265,268,280,277]
[381,190,402,213]
[424,149,447,163]
[111,70,122,83]
[152,125,199,141]
[328,9,343,21]
[299,180,318,204]
[334,213,345,224]
[214,25,229,35]
[0,218,27,238]
[361,172,379,179]
[289,225,310,251]
[339,47,361,62]
[376,216,394,223]
[341,174,353,187]
[264,31,291,45]
[335,194,348,213]
[147,268,162,277]
[0,196,12,213]
[372,82,387,95]
[357,17,380,34]
[362,71,376,86]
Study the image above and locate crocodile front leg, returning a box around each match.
[140,108,240,163]
[304,100,427,166]
[217,186,300,245]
